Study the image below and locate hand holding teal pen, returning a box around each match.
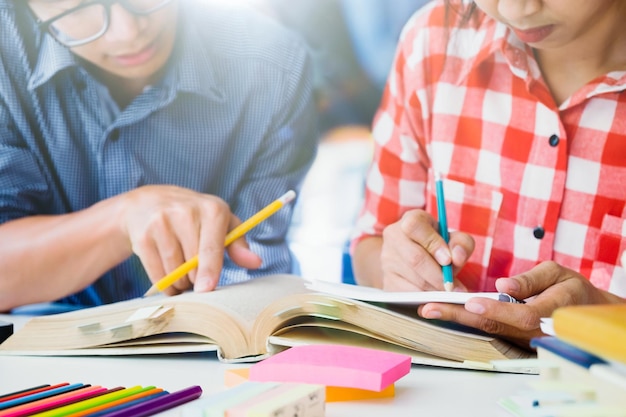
[435,172,454,292]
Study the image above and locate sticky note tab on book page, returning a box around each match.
[248,344,411,391]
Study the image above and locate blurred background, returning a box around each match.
[235,0,431,282]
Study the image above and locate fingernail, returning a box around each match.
[194,278,211,292]
[423,309,442,319]
[496,277,520,293]
[465,301,485,315]
[434,248,451,265]
[452,245,467,263]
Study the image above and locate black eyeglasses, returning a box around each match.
[33,0,173,47]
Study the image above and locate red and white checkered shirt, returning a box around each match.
[353,1,626,295]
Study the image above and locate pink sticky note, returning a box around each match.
[249,345,411,391]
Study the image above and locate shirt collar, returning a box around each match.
[454,17,535,85]
[28,34,77,90]
[454,14,626,98]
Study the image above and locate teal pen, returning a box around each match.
[435,172,454,292]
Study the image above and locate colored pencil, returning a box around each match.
[0,386,107,417]
[95,386,202,417]
[0,386,52,403]
[0,385,85,411]
[31,386,148,417]
[143,190,296,296]
[82,392,168,417]
[65,388,164,417]
[435,172,454,292]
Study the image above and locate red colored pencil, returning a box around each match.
[0,387,51,403]
[0,386,106,417]
[0,385,69,404]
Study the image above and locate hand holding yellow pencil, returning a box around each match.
[143,190,296,297]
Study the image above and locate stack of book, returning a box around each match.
[499,304,626,417]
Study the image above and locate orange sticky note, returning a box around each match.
[224,367,395,402]
[248,345,410,392]
[225,368,251,388]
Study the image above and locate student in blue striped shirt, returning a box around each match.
[0,0,318,309]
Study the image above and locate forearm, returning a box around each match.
[0,197,131,310]
[352,236,384,288]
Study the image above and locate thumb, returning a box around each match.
[495,261,563,300]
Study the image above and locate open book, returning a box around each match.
[0,275,535,373]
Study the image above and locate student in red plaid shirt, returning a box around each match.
[351,0,626,347]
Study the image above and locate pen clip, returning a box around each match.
[498,293,525,304]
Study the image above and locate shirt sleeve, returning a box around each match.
[0,101,52,224]
[221,35,319,284]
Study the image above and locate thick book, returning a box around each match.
[552,304,626,364]
[529,336,626,406]
[0,275,534,372]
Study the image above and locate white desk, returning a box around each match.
[0,313,535,416]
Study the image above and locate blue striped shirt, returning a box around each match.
[0,0,318,306]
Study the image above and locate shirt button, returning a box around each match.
[533,226,545,239]
[548,134,560,147]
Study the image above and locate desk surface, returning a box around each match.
[0,313,534,416]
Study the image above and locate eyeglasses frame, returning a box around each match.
[35,0,172,47]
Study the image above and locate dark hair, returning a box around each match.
[444,0,478,29]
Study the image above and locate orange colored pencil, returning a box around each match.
[63,388,163,417]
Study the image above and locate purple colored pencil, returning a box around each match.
[96,386,202,417]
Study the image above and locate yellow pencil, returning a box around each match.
[143,190,296,297]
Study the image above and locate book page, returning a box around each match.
[0,275,309,358]
[253,292,534,364]
[305,279,519,305]
[170,274,308,327]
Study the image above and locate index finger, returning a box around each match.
[462,277,583,334]
[495,261,583,303]
[400,210,452,267]
[194,200,231,292]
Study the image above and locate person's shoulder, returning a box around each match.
[0,0,19,29]
[397,0,494,59]
[0,0,13,11]
[181,0,307,67]
[0,1,31,74]
[405,0,490,28]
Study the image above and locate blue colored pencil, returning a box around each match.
[95,386,202,417]
[435,172,454,292]
[0,384,85,410]
[0,385,51,402]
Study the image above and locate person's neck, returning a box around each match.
[534,9,626,106]
[106,75,151,110]
[82,62,163,110]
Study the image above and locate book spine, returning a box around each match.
[552,306,626,364]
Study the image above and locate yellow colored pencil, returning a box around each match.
[143,190,296,297]
[31,386,148,417]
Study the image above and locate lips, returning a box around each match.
[114,43,158,67]
[512,25,554,43]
